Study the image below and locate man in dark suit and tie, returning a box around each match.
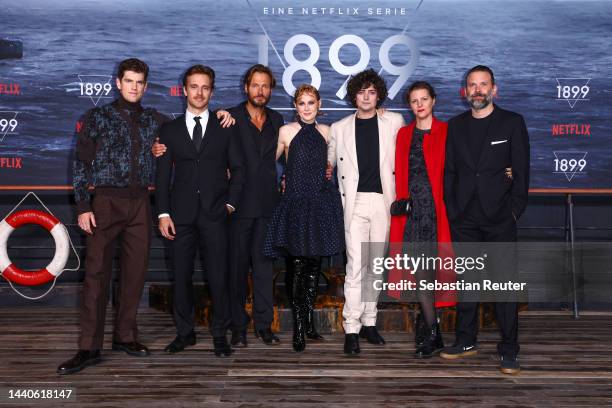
[155,64,245,357]
[441,65,530,375]
[226,65,284,347]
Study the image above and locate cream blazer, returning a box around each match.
[328,111,405,231]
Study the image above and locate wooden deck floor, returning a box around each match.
[1,308,611,407]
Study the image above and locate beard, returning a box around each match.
[467,90,493,110]
[248,93,271,107]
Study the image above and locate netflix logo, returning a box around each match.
[170,86,183,97]
[0,157,22,168]
[552,124,591,136]
[0,83,20,95]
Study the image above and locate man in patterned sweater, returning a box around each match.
[57,58,166,375]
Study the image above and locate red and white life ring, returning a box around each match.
[0,209,70,286]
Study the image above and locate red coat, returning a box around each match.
[388,116,456,308]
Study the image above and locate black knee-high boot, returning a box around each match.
[286,256,307,352]
[304,257,324,341]
[415,320,444,358]
[415,310,428,347]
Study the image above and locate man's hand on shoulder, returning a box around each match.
[216,110,235,128]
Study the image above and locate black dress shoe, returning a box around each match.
[255,327,280,346]
[231,330,248,348]
[164,334,196,354]
[57,350,102,375]
[213,336,233,357]
[344,334,360,355]
[359,326,386,345]
[112,341,150,357]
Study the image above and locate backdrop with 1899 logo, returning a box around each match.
[0,0,610,188]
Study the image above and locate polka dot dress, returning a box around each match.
[263,120,345,258]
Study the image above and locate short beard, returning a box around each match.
[248,94,270,108]
[467,91,493,110]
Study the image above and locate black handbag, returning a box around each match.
[390,198,412,216]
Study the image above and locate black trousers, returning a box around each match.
[450,197,520,358]
[228,217,274,331]
[172,213,231,338]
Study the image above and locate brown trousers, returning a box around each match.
[78,194,151,350]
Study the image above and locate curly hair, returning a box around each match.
[346,69,388,108]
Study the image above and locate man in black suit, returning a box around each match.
[441,65,530,375]
[226,65,284,347]
[156,65,244,357]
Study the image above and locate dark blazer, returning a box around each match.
[228,102,284,218]
[444,104,530,221]
[155,113,245,224]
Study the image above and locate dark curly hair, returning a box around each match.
[346,69,388,108]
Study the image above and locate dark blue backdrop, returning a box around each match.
[0,0,610,188]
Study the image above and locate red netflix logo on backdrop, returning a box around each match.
[0,157,22,168]
[551,124,591,136]
[170,86,183,97]
[0,83,20,95]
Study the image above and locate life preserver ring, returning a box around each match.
[0,209,70,286]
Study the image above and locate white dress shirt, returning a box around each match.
[185,108,209,139]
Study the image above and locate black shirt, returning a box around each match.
[244,104,275,156]
[355,115,383,193]
[467,113,492,164]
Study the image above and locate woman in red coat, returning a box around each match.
[388,81,455,358]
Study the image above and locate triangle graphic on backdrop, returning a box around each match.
[77,75,113,106]
[555,78,591,109]
[0,111,19,143]
[171,113,182,119]
[553,151,588,181]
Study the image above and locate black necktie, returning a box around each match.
[193,116,202,151]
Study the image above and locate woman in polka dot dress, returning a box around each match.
[263,84,345,352]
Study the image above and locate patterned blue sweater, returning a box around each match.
[72,99,167,213]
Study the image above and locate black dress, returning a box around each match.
[263,120,345,258]
[403,128,437,250]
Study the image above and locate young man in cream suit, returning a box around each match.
[328,69,405,354]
